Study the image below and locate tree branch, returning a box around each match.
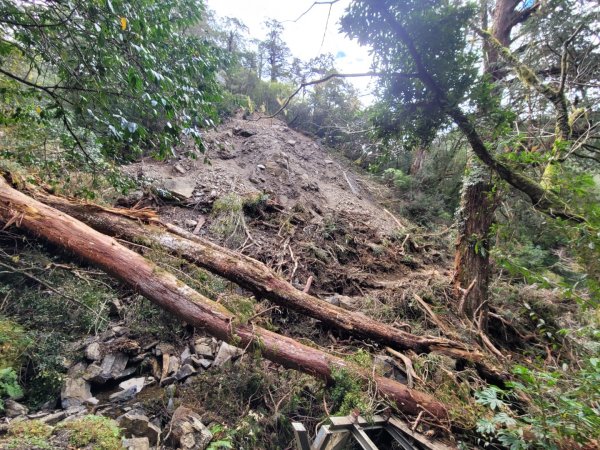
[371,4,584,223]
[253,71,417,120]
[283,0,341,23]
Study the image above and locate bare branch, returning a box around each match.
[253,71,417,120]
[282,0,341,23]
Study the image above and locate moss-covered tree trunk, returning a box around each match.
[453,0,535,324]
[453,156,495,323]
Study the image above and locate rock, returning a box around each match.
[85,342,102,361]
[325,294,359,311]
[184,219,198,228]
[264,160,284,176]
[287,140,297,146]
[4,400,28,418]
[112,325,130,336]
[122,437,150,450]
[61,363,93,408]
[119,377,146,394]
[193,340,213,358]
[146,422,161,445]
[82,362,104,383]
[100,352,129,381]
[213,343,243,367]
[256,164,266,170]
[191,357,212,370]
[160,375,177,387]
[175,364,197,381]
[181,347,192,364]
[168,406,213,450]
[110,386,138,402]
[163,179,195,199]
[57,405,88,423]
[324,159,334,165]
[118,411,148,433]
[168,355,181,375]
[174,164,186,175]
[83,397,100,406]
[233,127,256,137]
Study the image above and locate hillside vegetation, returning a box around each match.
[0,1,598,449]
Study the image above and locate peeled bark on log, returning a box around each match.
[0,177,448,421]
[32,188,486,364]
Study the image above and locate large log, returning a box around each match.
[31,189,486,363]
[0,177,449,421]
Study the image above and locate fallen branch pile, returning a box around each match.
[29,185,505,383]
[0,176,449,422]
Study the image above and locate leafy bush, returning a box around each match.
[383,168,412,191]
[0,367,23,411]
[476,359,600,449]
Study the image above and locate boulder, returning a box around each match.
[84,342,102,361]
[163,179,195,199]
[122,437,150,450]
[118,411,150,436]
[213,343,243,367]
[118,411,160,445]
[168,406,213,450]
[4,400,28,418]
[175,364,197,381]
[61,363,93,408]
[98,352,129,382]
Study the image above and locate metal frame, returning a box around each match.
[292,415,456,450]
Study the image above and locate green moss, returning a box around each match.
[220,295,256,324]
[329,366,373,417]
[0,318,30,370]
[59,415,122,450]
[7,420,53,449]
[344,349,373,369]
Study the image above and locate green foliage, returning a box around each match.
[330,366,371,416]
[383,168,412,191]
[0,0,223,171]
[476,359,600,449]
[0,368,23,411]
[207,424,234,450]
[0,318,30,370]
[59,415,122,450]
[342,0,477,146]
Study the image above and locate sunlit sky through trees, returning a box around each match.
[206,0,376,99]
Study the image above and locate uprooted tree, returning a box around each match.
[0,175,452,423]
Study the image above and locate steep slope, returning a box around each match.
[123,115,451,297]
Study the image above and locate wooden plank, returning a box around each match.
[292,422,311,450]
[388,416,458,450]
[312,425,350,450]
[351,424,379,450]
[329,415,387,430]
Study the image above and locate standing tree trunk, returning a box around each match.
[453,155,495,323]
[453,0,537,324]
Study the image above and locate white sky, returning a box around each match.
[205,0,375,98]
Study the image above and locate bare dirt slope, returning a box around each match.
[124,115,403,233]
[123,115,450,297]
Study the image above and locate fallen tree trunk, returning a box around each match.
[24,186,507,383]
[33,190,486,358]
[0,177,449,422]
